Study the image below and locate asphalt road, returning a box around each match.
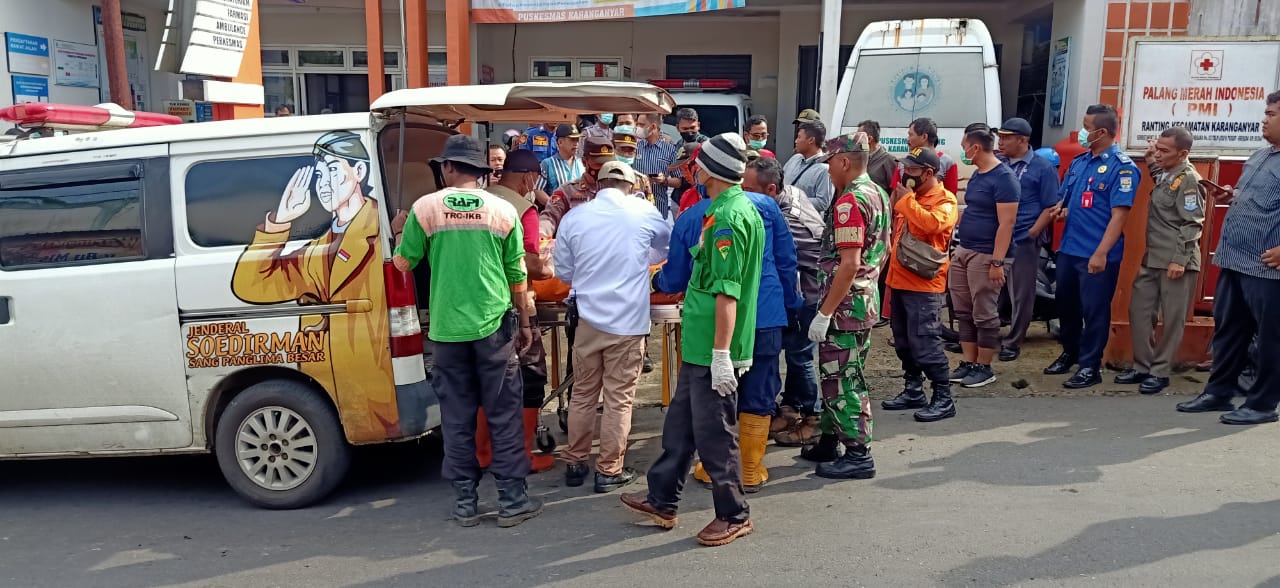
[3,396,1279,588]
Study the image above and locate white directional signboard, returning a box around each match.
[179,0,255,78]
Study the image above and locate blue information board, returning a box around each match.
[5,32,51,76]
[11,75,50,103]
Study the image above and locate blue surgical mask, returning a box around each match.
[601,113,614,125]
[1078,127,1095,148]
[748,139,767,150]
[617,155,635,165]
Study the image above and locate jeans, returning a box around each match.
[780,303,821,415]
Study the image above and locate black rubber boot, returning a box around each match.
[815,445,876,480]
[881,376,927,410]
[798,433,842,463]
[495,477,543,528]
[451,479,480,527]
[914,382,957,422]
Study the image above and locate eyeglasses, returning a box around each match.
[746,131,769,140]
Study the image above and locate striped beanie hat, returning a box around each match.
[695,132,748,185]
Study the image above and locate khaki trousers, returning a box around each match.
[1129,266,1197,378]
[564,319,646,475]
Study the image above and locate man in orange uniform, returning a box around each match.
[879,147,960,423]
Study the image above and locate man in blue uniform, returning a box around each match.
[521,122,559,161]
[1043,104,1139,388]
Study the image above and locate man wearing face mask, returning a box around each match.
[612,125,656,204]
[543,136,647,237]
[1043,104,1138,389]
[623,133,764,547]
[634,113,680,218]
[660,109,710,196]
[881,148,960,422]
[578,113,615,159]
[744,115,776,159]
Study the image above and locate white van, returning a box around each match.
[831,18,1001,184]
[0,82,674,508]
[650,80,753,137]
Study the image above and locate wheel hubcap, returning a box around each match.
[235,406,318,491]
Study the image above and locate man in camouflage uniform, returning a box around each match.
[801,132,891,480]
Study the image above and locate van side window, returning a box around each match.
[185,156,333,247]
[0,164,146,269]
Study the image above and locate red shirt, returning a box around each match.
[677,186,702,216]
[519,207,539,255]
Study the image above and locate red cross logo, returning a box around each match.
[1189,49,1224,80]
[1198,54,1218,72]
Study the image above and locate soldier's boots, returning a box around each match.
[798,432,842,462]
[914,382,957,422]
[815,445,876,480]
[881,376,928,411]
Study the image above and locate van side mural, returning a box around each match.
[227,131,398,441]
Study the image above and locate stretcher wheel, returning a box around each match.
[535,424,556,454]
[557,406,569,433]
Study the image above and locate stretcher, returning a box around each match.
[535,300,683,434]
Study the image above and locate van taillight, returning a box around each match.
[384,262,424,357]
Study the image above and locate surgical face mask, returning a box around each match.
[1078,127,1096,148]
[600,113,614,126]
[617,155,635,165]
[748,139,767,150]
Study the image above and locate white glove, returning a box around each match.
[807,312,832,343]
[710,349,738,397]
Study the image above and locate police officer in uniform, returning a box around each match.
[1115,126,1205,394]
[1044,104,1140,388]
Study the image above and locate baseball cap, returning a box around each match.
[668,141,702,170]
[819,132,870,163]
[900,146,941,171]
[583,136,616,163]
[555,124,581,139]
[997,117,1033,137]
[598,161,637,185]
[794,108,822,124]
[504,149,541,173]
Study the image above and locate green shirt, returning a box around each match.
[681,184,765,367]
[395,188,527,342]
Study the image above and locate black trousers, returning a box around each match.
[889,289,951,385]
[433,311,530,482]
[646,362,749,523]
[1204,269,1280,411]
[1056,253,1121,370]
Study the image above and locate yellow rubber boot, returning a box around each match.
[739,413,771,492]
[692,461,712,485]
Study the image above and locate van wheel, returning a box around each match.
[214,380,350,509]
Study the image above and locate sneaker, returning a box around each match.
[960,363,997,388]
[949,362,974,383]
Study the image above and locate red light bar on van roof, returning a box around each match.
[648,79,736,91]
[0,102,183,131]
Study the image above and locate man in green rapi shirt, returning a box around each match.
[621,133,765,547]
[392,134,540,529]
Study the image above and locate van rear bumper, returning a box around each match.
[395,378,440,437]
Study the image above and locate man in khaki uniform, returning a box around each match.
[1115,126,1206,394]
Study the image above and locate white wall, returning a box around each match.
[0,0,182,111]
[477,15,781,134]
[258,9,448,47]
[1043,0,1106,145]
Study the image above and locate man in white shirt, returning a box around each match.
[554,161,672,493]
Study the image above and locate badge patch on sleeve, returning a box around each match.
[715,238,732,258]
[836,202,854,225]
[1184,193,1199,211]
[1118,176,1133,192]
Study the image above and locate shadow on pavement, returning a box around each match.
[941,500,1280,587]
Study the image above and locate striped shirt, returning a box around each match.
[635,137,680,217]
[1213,146,1280,280]
[539,154,584,193]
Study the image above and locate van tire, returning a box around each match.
[214,380,351,509]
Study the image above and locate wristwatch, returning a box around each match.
[989,260,1005,268]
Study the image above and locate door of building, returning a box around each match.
[796,44,854,116]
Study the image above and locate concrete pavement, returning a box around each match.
[3,396,1279,587]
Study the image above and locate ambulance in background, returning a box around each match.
[650,79,753,137]
[830,18,1002,190]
